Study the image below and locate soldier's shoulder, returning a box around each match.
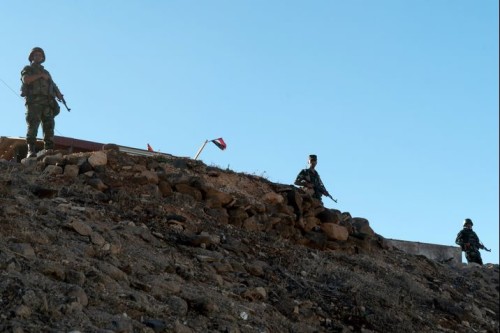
[21,65,33,74]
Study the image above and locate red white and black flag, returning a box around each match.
[147,143,154,152]
[210,138,227,150]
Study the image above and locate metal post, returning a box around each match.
[193,140,208,160]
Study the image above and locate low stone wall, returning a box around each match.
[386,239,462,264]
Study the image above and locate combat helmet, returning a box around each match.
[463,218,473,227]
[29,47,45,63]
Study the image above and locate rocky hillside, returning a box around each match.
[0,148,498,333]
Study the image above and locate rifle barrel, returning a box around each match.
[61,98,71,112]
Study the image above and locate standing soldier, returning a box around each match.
[294,154,334,202]
[21,47,64,158]
[455,218,491,265]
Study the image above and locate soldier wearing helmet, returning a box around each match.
[455,218,489,265]
[29,47,46,63]
[20,47,64,157]
[463,218,473,227]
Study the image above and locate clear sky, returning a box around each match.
[1,1,498,264]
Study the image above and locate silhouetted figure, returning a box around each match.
[455,218,490,265]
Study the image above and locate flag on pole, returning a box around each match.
[210,138,227,150]
[147,143,154,152]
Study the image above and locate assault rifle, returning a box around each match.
[58,96,71,112]
[480,243,491,252]
[53,84,71,112]
[464,242,491,252]
[313,184,337,203]
[326,193,338,203]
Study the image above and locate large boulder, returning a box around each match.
[320,223,349,241]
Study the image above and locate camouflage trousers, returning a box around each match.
[25,101,56,149]
[465,248,483,265]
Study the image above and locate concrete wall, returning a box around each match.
[386,239,462,264]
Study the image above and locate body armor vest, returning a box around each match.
[20,64,56,97]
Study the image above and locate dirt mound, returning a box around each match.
[0,150,498,333]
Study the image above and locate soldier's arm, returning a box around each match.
[52,83,63,100]
[317,175,329,195]
[22,70,49,85]
[295,170,312,188]
[476,235,485,249]
[456,235,469,250]
[320,185,329,195]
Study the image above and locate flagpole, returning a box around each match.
[193,140,208,160]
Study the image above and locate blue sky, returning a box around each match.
[1,1,498,264]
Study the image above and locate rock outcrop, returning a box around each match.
[0,149,498,333]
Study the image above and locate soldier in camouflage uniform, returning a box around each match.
[455,218,488,265]
[294,154,330,201]
[21,47,63,157]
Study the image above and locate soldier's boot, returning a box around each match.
[27,144,37,158]
[43,145,54,155]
